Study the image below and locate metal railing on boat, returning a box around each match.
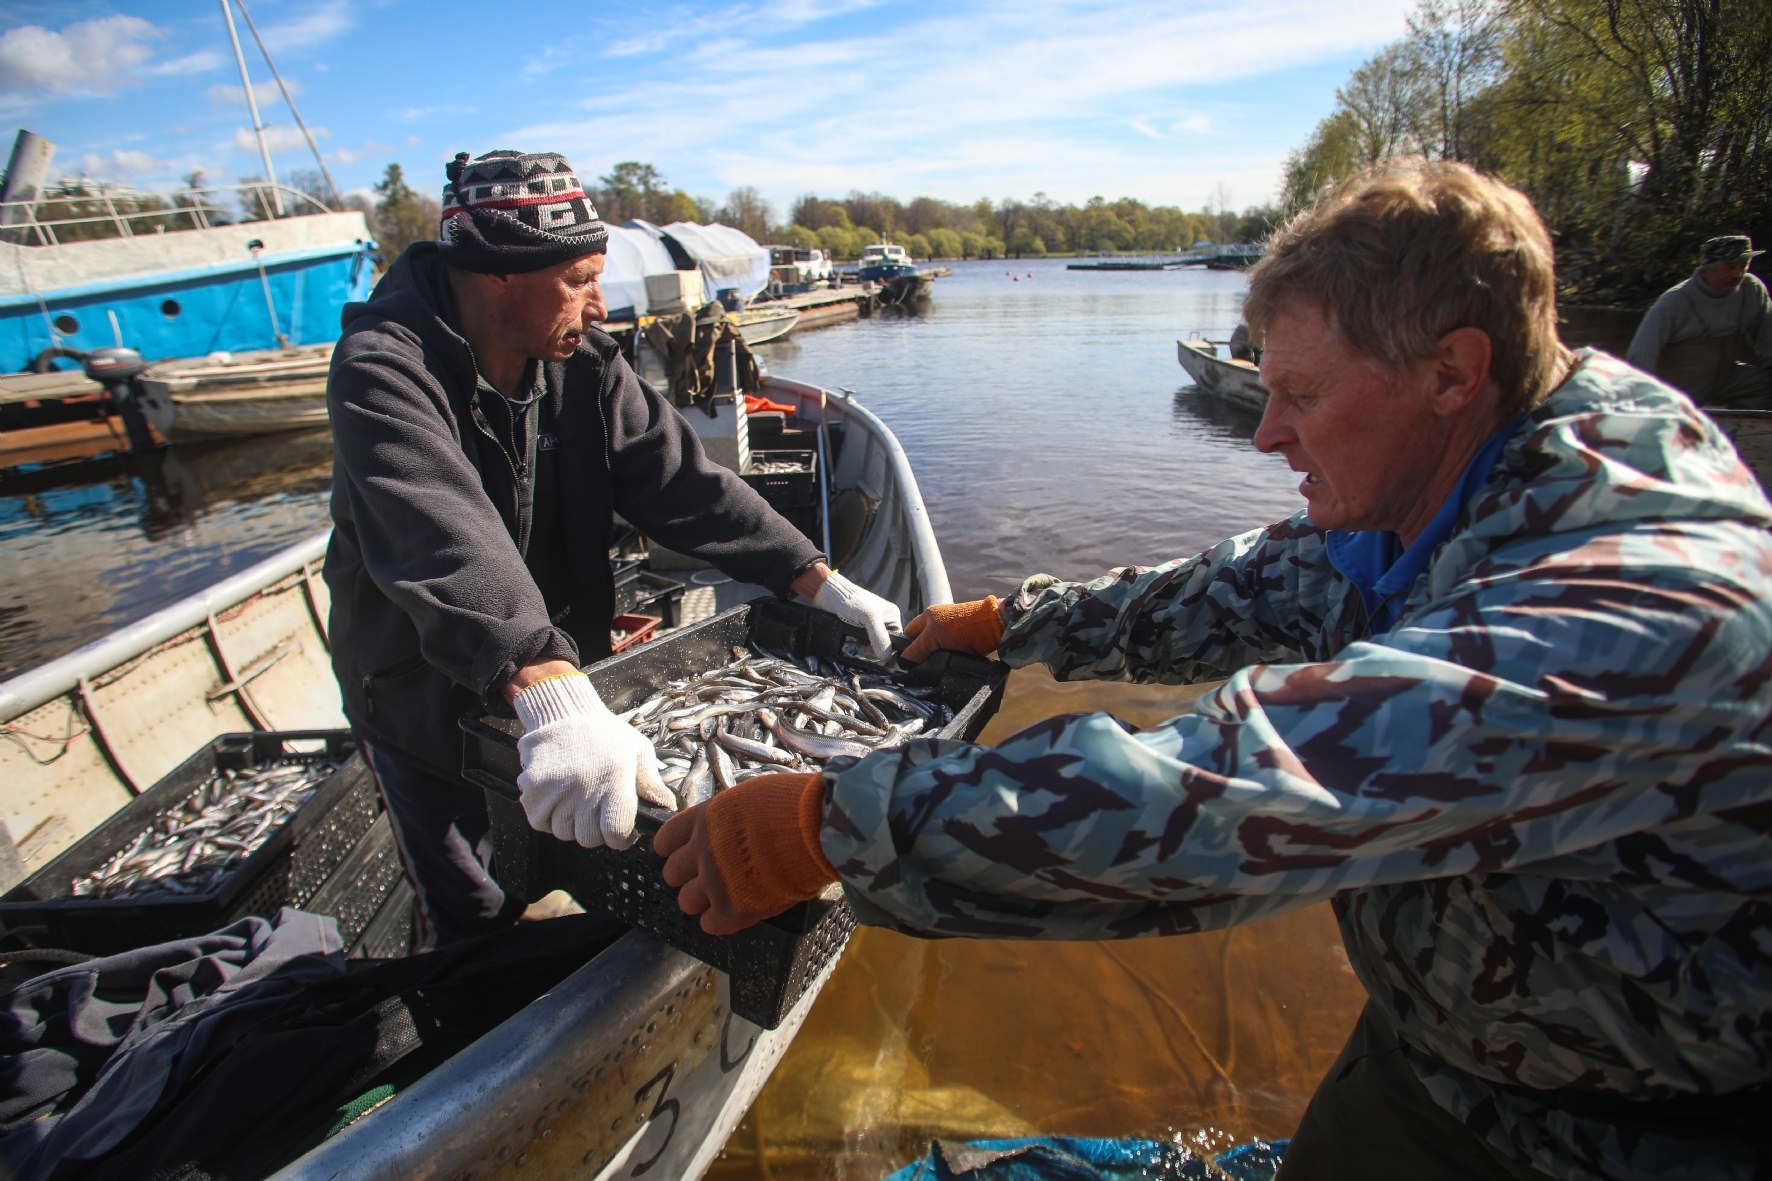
[0,183,339,248]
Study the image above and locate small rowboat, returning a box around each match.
[1176,337,1267,412]
[141,344,333,438]
[732,306,802,346]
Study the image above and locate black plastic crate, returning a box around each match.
[742,450,819,509]
[0,732,379,957]
[611,555,645,600]
[615,570,687,628]
[350,876,415,960]
[633,571,686,628]
[303,813,406,951]
[460,599,1005,1028]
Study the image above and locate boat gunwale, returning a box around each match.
[0,531,331,724]
[760,377,953,608]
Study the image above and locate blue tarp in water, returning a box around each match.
[879,1136,1289,1181]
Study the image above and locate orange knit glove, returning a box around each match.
[902,597,1004,663]
[655,772,836,935]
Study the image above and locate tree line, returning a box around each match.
[1281,0,1771,303]
[20,154,1272,266]
[357,156,1280,262]
[588,163,1280,260]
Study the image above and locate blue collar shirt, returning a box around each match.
[1324,422,1517,634]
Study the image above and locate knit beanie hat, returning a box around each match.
[438,150,608,273]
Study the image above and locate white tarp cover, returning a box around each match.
[659,222,771,301]
[601,224,680,317]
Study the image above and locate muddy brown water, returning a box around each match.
[1,261,1645,1176]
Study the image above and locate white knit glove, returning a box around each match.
[513,672,675,850]
[812,571,903,660]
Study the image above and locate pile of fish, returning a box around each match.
[747,459,812,474]
[621,649,951,809]
[70,759,338,899]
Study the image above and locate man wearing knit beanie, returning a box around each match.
[324,149,900,949]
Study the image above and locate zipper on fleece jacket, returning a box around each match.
[459,336,538,557]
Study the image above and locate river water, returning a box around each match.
[753,261,1303,599]
[0,261,1645,1177]
[0,259,1643,677]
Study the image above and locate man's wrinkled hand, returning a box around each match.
[902,596,1004,663]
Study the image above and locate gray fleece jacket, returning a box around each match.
[324,243,820,780]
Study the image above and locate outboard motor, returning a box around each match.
[82,346,172,452]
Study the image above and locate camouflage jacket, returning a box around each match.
[822,352,1772,1180]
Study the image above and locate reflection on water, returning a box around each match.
[1559,304,1643,356]
[0,429,334,677]
[755,259,1304,599]
[709,913,1366,1181]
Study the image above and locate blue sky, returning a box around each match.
[0,0,1411,218]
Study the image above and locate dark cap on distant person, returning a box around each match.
[1700,235,1763,264]
[438,150,608,273]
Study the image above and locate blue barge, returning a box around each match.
[0,187,377,372]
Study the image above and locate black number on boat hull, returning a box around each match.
[719,1010,755,1073]
[630,1063,680,1176]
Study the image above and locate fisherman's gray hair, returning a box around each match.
[1246,160,1569,418]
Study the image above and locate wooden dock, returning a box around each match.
[602,287,877,340]
[778,287,873,329]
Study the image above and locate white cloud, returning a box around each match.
[79,148,165,180]
[233,124,328,155]
[0,16,159,96]
[1132,113,1215,138]
[207,78,292,108]
[605,0,882,57]
[150,49,222,77]
[508,0,1411,209]
[395,103,477,122]
[263,0,354,53]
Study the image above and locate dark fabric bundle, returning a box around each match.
[1,908,626,1181]
[438,149,608,273]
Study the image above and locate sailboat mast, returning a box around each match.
[219,0,283,216]
[231,0,341,207]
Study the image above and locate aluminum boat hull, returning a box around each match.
[0,376,951,1181]
[1176,337,1267,412]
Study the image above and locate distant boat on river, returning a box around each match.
[1176,336,1267,411]
[856,243,917,282]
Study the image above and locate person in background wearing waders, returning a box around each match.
[656,162,1772,1180]
[323,149,901,951]
[1627,234,1772,409]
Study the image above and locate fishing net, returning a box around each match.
[706,666,1369,1181]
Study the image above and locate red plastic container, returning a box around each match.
[609,612,661,653]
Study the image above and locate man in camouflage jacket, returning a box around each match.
[835,350,1772,1179]
[656,165,1772,1179]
